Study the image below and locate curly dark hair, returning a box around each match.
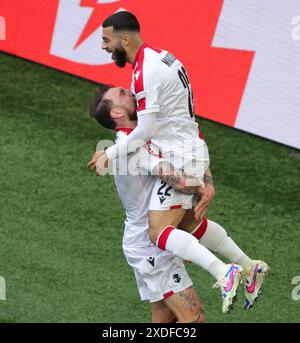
[90,84,116,130]
[102,11,140,33]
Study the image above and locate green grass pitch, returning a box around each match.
[0,52,300,323]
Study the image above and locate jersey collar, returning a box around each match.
[132,43,148,70]
[116,128,134,135]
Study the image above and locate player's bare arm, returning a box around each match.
[154,160,204,196]
[87,150,110,174]
[194,168,215,220]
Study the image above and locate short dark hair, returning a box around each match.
[102,11,140,32]
[90,84,116,130]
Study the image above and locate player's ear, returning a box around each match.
[110,108,124,120]
[122,33,130,48]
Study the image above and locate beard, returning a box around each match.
[125,101,137,121]
[113,46,127,68]
[127,108,137,121]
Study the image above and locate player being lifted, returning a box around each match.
[90,12,269,312]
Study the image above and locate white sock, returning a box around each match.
[198,219,252,270]
[157,226,226,279]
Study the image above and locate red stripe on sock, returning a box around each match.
[163,291,174,299]
[192,217,208,240]
[157,226,175,250]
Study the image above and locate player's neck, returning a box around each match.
[127,38,144,64]
[116,122,137,130]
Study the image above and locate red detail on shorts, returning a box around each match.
[163,291,174,299]
[192,217,208,240]
[116,128,134,135]
[170,205,182,210]
[157,226,175,250]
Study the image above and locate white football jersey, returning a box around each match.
[113,130,197,303]
[131,44,206,171]
[113,129,162,247]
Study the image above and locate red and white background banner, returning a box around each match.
[1,0,299,149]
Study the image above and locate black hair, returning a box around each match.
[102,11,140,32]
[90,84,116,130]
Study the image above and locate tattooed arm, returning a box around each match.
[153,160,215,220]
[194,168,215,220]
[153,161,205,196]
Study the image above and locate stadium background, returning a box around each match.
[0,0,300,322]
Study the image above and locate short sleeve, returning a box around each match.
[135,83,161,116]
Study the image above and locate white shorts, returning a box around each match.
[123,243,193,303]
[148,143,210,211]
[149,178,197,210]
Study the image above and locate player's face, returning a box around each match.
[104,87,137,119]
[102,27,127,68]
